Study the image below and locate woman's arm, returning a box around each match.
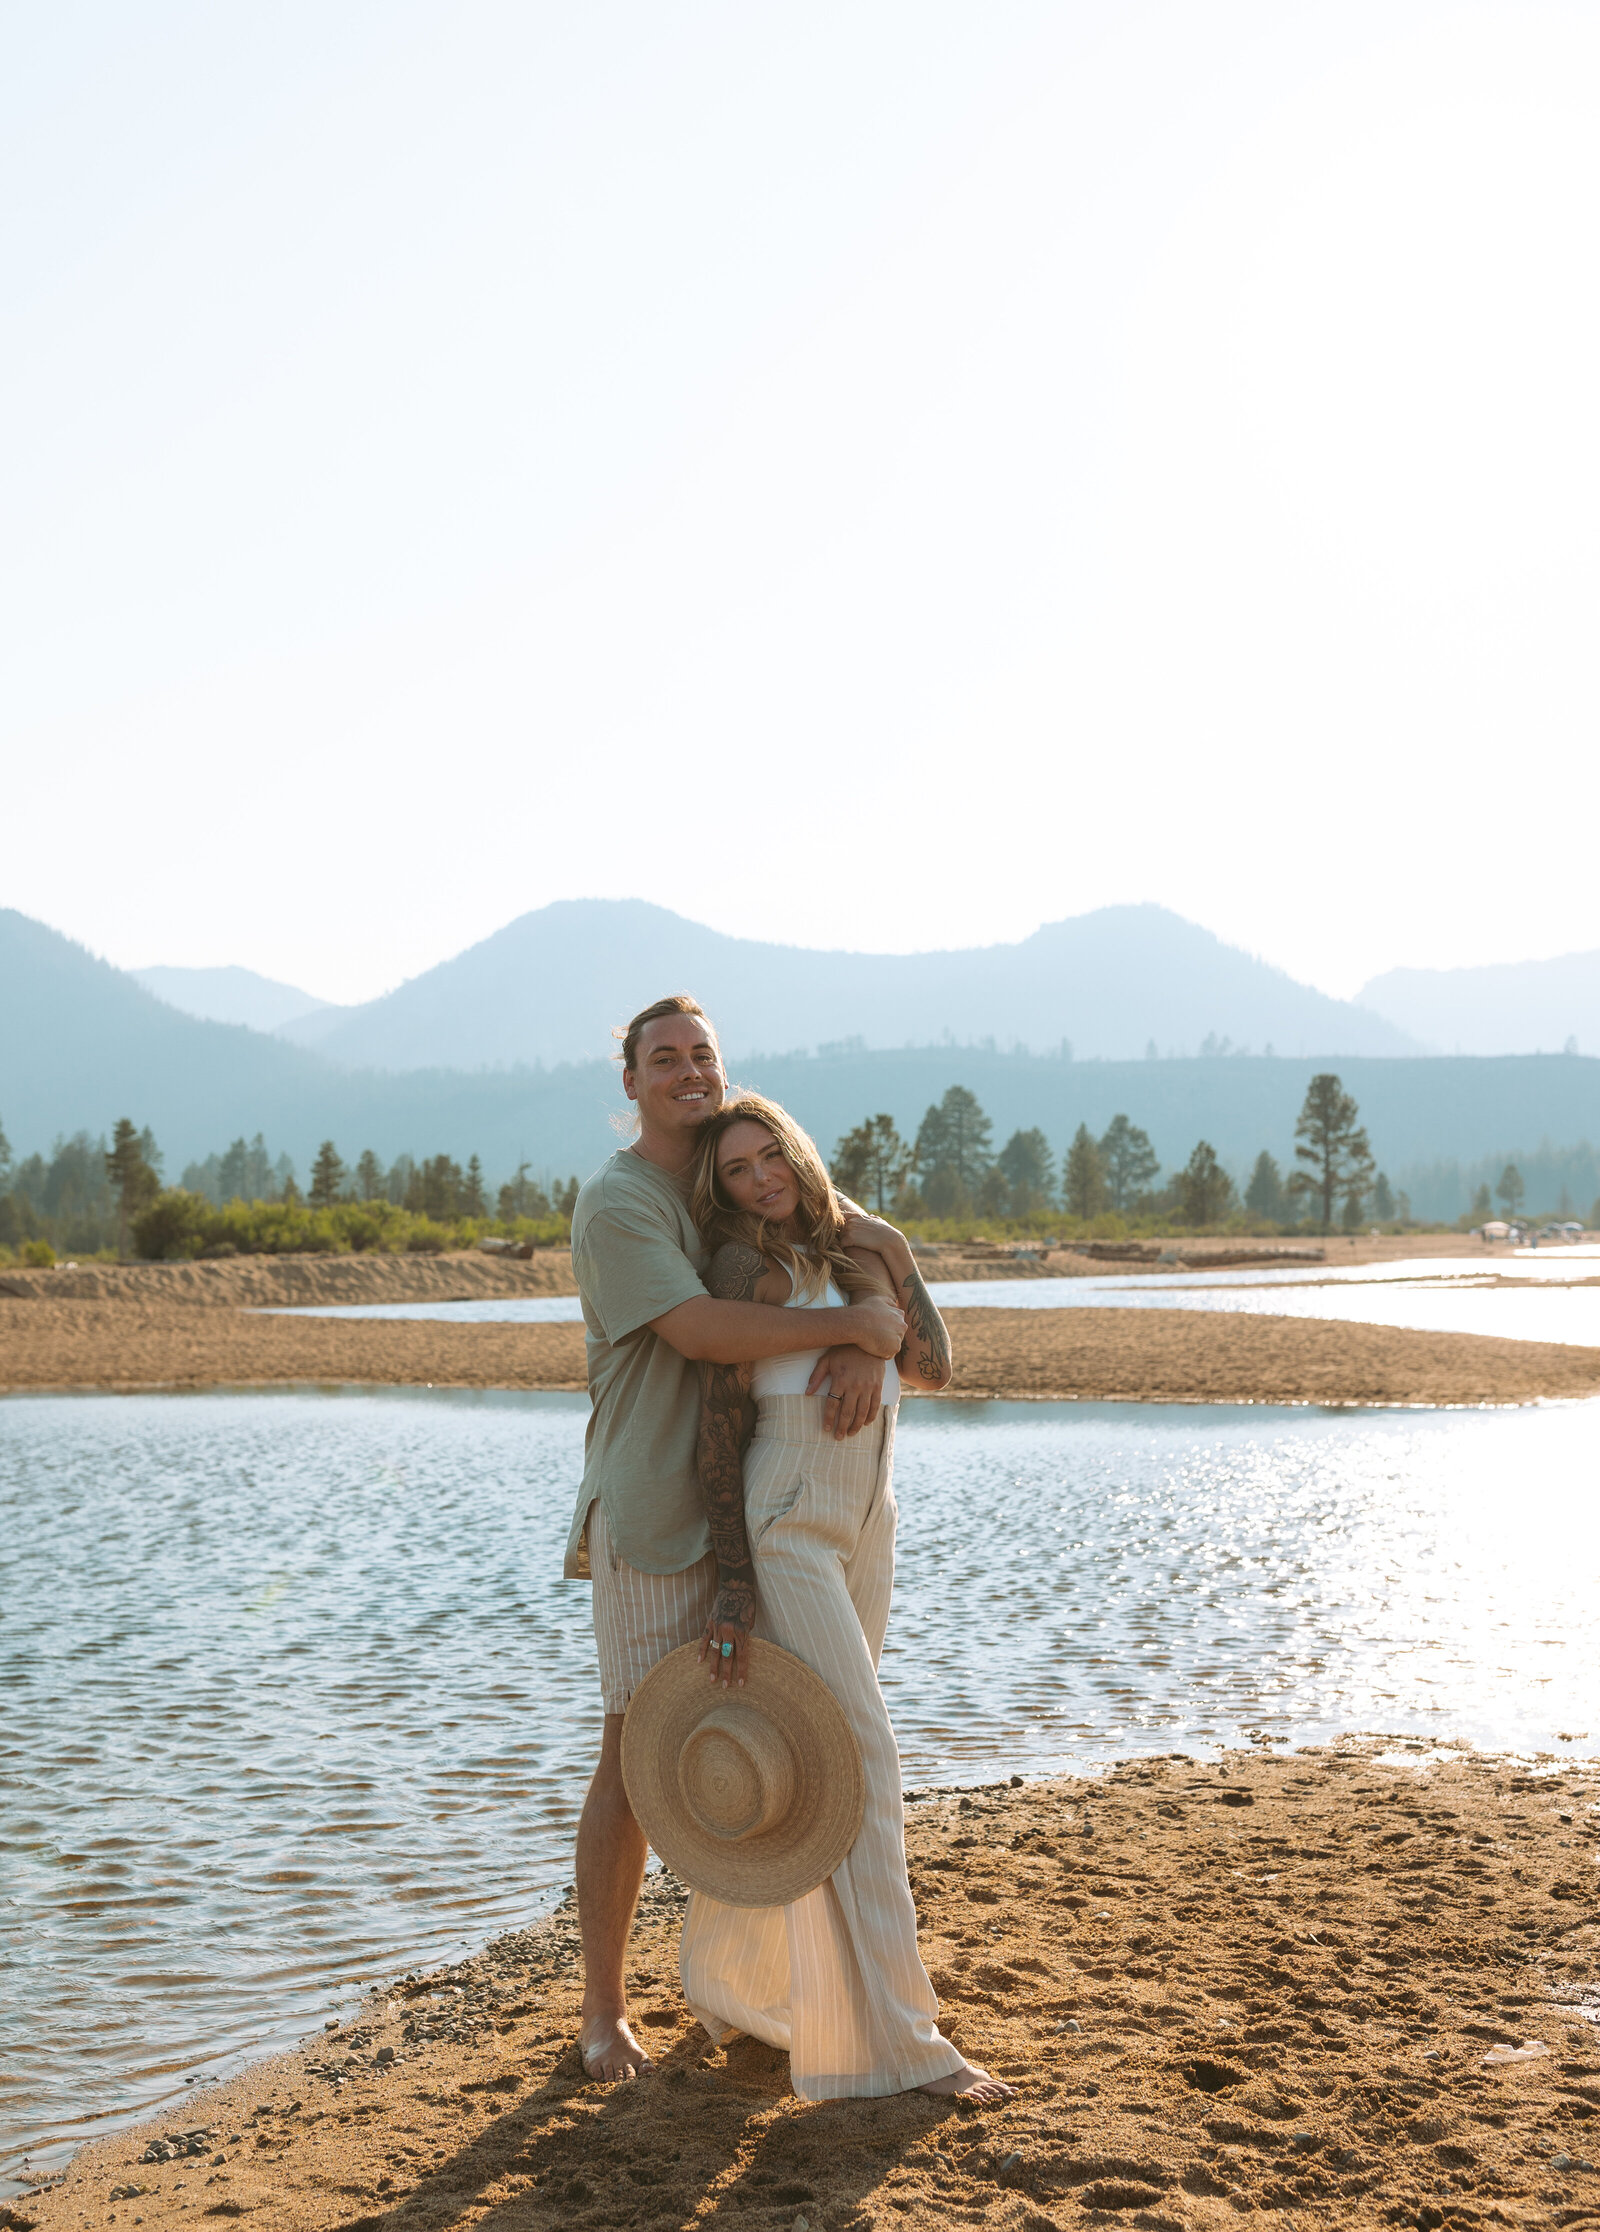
[842,1215,953,1392]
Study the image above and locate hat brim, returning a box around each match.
[621,1638,865,1908]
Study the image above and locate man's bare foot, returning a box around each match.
[917,2059,1014,2102]
[579,2014,653,2081]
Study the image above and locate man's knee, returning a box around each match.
[582,1717,637,1823]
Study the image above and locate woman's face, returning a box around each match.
[714,1120,801,1226]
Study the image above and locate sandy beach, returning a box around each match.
[15,1742,1598,2232]
[5,1251,1600,1407]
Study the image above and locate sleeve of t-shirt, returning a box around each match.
[573,1195,708,1343]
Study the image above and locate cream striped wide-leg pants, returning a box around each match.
[678,1394,964,2101]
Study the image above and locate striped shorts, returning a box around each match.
[587,1500,718,1717]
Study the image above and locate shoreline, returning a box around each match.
[5,1299,1599,1409]
[14,1740,1599,2230]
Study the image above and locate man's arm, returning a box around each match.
[693,1250,765,1687]
[696,1356,758,1685]
[649,1289,904,1362]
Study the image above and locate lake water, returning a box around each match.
[4,1387,1598,2189]
[262,1252,1600,1345]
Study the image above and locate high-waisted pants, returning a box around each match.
[678,1393,963,2101]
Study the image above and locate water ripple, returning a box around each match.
[2,1386,1597,2186]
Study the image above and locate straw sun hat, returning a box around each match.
[621,1639,865,1908]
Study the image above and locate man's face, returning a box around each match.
[623,1014,726,1138]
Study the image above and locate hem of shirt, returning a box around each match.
[563,1489,712,1581]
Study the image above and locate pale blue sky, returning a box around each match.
[5,1,1598,1003]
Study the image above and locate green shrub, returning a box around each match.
[131,1192,213,1261]
[123,1188,571,1261]
[21,1237,55,1268]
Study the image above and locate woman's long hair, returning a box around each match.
[690,1094,868,1300]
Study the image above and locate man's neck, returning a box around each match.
[630,1126,697,1177]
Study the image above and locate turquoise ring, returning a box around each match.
[720,1641,734,1658]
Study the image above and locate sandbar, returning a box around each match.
[18,1743,1599,2231]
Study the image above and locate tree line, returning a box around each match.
[0,1116,578,1263]
[832,1072,1395,1235]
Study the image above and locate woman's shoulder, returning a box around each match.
[704,1239,781,1302]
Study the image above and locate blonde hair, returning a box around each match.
[690,1094,867,1301]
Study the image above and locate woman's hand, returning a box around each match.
[699,1578,756,1687]
[841,1210,903,1253]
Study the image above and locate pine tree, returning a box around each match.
[831,1115,913,1212]
[463,1155,488,1217]
[1062,1124,1108,1219]
[355,1150,385,1203]
[996,1128,1055,1216]
[554,1175,580,1219]
[105,1118,161,1257]
[242,1135,275,1200]
[915,1087,993,1186]
[1496,1163,1525,1217]
[1471,1181,1492,1219]
[1287,1074,1373,1235]
[1098,1114,1159,1210]
[498,1161,552,1221]
[1373,1172,1395,1222]
[0,1113,11,1188]
[217,1137,250,1204]
[1177,1140,1233,1226]
[309,1141,347,1209]
[915,1087,993,1215]
[418,1155,463,1220]
[1244,1150,1285,1222]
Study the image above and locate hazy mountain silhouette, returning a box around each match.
[1360,952,1600,1057]
[276,899,1419,1069]
[5,910,1598,1222]
[133,963,332,1033]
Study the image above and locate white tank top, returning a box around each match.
[750,1259,902,1405]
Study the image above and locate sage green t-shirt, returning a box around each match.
[562,1149,711,1579]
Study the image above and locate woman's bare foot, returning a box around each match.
[918,2059,1014,2102]
[579,2014,653,2081]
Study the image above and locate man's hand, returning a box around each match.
[699,1578,755,1687]
[806,1345,887,1440]
[843,1295,906,1358]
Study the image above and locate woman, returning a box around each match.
[678,1092,1012,2104]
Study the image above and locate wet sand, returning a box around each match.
[19,1743,1599,2231]
[5,1294,1600,1408]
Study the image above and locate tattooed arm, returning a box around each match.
[841,1215,954,1391]
[694,1242,770,1686]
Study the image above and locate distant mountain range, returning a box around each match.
[1358,951,1600,1057]
[254,898,1419,1068]
[119,909,1600,1065]
[6,906,1600,1224]
[131,963,332,1034]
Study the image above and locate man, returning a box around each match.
[566,992,906,2080]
